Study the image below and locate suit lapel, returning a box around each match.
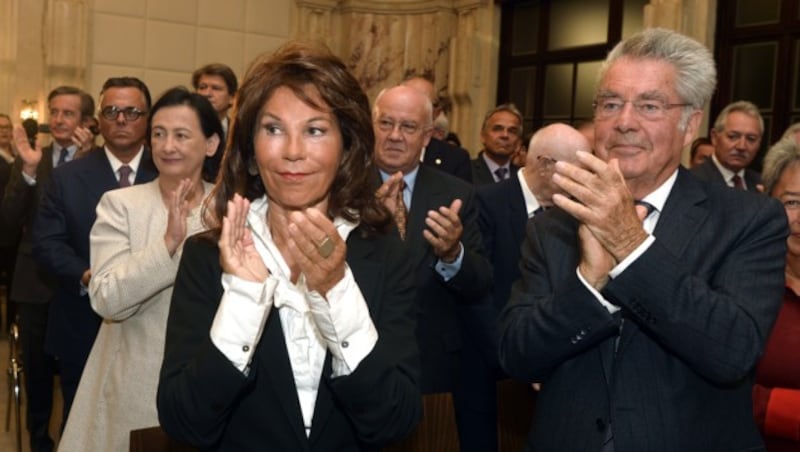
[615,169,708,355]
[76,149,117,201]
[407,166,439,266]
[508,180,527,244]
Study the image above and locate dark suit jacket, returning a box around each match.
[422,137,472,183]
[157,229,421,451]
[476,177,528,313]
[403,165,492,393]
[498,168,788,451]
[32,147,158,361]
[690,157,762,191]
[471,151,519,186]
[1,147,57,303]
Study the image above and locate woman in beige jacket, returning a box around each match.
[57,87,222,452]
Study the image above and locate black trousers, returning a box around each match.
[18,302,56,452]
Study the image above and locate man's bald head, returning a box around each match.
[524,123,592,205]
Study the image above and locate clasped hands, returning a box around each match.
[376,172,463,262]
[551,151,650,290]
[219,194,346,297]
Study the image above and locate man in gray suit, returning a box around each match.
[691,100,764,191]
[498,29,787,450]
[471,104,523,186]
[2,86,94,452]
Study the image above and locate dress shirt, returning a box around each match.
[482,152,511,182]
[577,170,677,313]
[105,146,145,184]
[379,166,464,280]
[209,195,378,436]
[517,168,543,217]
[711,153,747,189]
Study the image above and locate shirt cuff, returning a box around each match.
[306,265,378,378]
[210,273,277,372]
[22,171,36,185]
[435,242,465,281]
[576,267,620,314]
[609,234,655,278]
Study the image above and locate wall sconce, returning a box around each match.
[20,99,39,121]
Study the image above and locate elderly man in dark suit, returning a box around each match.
[32,77,158,429]
[498,28,788,451]
[470,123,590,450]
[691,100,764,191]
[472,103,523,186]
[373,84,491,451]
[2,87,94,452]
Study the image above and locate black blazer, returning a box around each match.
[403,165,492,393]
[33,147,158,361]
[471,151,519,186]
[690,157,762,191]
[158,228,421,451]
[422,137,472,183]
[498,168,788,450]
[1,147,57,303]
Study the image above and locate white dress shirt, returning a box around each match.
[209,196,378,436]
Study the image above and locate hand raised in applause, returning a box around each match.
[424,199,463,263]
[164,178,194,257]
[219,194,269,282]
[284,208,346,297]
[374,171,405,218]
[552,151,648,264]
[72,126,95,159]
[12,125,42,177]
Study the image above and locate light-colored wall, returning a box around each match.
[1,0,293,121]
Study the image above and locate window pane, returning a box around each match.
[548,0,609,50]
[543,63,573,118]
[735,0,780,26]
[795,40,800,112]
[510,67,536,116]
[512,3,539,55]
[731,42,776,109]
[622,0,648,39]
[575,61,603,118]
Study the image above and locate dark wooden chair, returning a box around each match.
[383,392,460,452]
[129,426,198,452]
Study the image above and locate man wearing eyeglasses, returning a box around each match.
[691,100,764,191]
[32,77,158,430]
[372,84,492,451]
[498,29,787,450]
[2,86,95,452]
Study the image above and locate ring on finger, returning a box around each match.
[316,235,334,258]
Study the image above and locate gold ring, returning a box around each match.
[317,235,334,258]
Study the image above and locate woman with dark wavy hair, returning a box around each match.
[157,43,421,451]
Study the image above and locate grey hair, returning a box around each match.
[712,100,764,134]
[782,122,800,140]
[762,136,800,194]
[481,103,523,136]
[597,28,717,129]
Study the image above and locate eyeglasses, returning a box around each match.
[375,118,427,136]
[100,106,147,121]
[592,97,691,120]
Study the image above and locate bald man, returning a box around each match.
[461,124,590,451]
[402,76,473,182]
